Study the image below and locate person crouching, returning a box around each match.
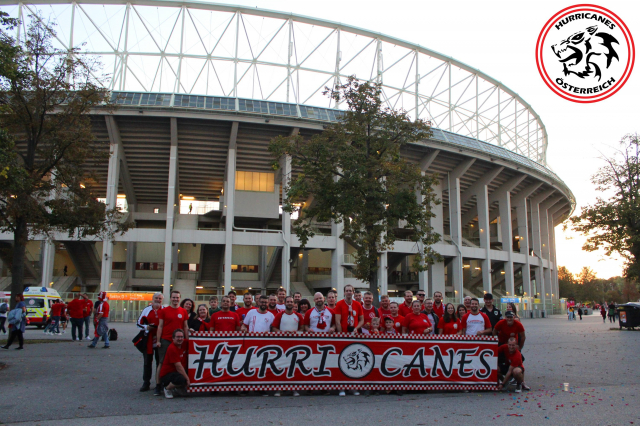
[159,328,189,399]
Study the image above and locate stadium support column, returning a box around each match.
[40,240,55,288]
[530,189,554,315]
[540,196,562,314]
[163,118,179,301]
[449,159,475,303]
[280,154,292,296]
[332,222,345,300]
[224,122,239,297]
[513,183,542,312]
[498,191,514,297]
[476,184,492,295]
[101,117,122,292]
[379,251,388,298]
[427,179,445,296]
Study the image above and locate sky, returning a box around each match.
[219,0,638,279]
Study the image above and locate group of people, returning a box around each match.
[599,302,619,323]
[136,285,530,398]
[0,292,111,350]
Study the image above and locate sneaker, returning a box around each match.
[509,378,517,385]
[164,388,173,399]
[56,332,61,335]
[87,345,96,349]
[339,391,346,397]
[292,391,300,397]
[102,346,110,349]
[1,346,8,350]
[273,391,281,397]
[515,384,522,393]
[140,384,151,392]
[15,347,23,350]
[62,330,65,333]
[86,336,92,340]
[43,331,48,334]
[153,385,162,396]
[352,390,360,396]
[521,383,531,391]
[76,338,81,341]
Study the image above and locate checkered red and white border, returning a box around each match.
[187,384,498,393]
[190,331,497,341]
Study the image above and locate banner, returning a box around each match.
[106,292,154,301]
[187,332,498,392]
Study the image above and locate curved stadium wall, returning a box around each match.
[0,1,573,314]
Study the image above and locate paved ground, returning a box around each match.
[0,314,638,426]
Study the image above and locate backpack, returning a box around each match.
[0,303,7,314]
[108,328,118,341]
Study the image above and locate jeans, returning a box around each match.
[44,316,60,333]
[70,317,84,340]
[143,349,160,386]
[83,316,91,338]
[0,317,6,333]
[90,320,109,347]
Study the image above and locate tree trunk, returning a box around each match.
[368,245,380,308]
[10,216,28,310]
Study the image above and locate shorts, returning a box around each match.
[160,372,187,387]
[158,338,172,365]
[60,317,67,324]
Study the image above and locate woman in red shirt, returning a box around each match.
[438,303,462,335]
[402,300,433,335]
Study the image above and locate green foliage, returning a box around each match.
[557,265,638,304]
[0,14,131,304]
[569,134,640,279]
[269,77,441,292]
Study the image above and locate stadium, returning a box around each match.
[0,0,574,317]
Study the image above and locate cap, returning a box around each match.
[483,293,493,300]
[505,311,514,318]
[384,317,394,322]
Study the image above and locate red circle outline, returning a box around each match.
[535,4,635,103]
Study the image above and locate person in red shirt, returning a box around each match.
[334,284,364,334]
[389,302,404,334]
[82,293,94,341]
[88,291,110,349]
[432,291,445,319]
[326,290,337,312]
[415,290,426,310]
[137,292,164,394]
[437,303,462,335]
[159,329,189,399]
[402,300,433,335]
[267,294,279,316]
[360,291,378,333]
[493,311,526,347]
[44,300,64,335]
[398,290,414,317]
[67,296,86,341]
[156,290,189,384]
[210,296,242,332]
[379,295,392,318]
[497,337,530,393]
[235,293,254,321]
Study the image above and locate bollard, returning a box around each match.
[123,310,129,323]
[563,383,569,392]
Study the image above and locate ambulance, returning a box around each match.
[22,287,63,328]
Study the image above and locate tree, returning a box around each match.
[558,266,577,299]
[269,77,441,301]
[569,134,640,279]
[0,14,130,308]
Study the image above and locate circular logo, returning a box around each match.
[338,343,375,379]
[536,5,634,103]
[177,314,182,318]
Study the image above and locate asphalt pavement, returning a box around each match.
[0,313,637,426]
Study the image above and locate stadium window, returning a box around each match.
[235,171,274,192]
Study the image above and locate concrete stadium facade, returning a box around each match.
[0,1,574,313]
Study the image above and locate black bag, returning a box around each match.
[132,330,147,353]
[108,328,118,341]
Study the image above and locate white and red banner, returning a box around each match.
[187,332,498,392]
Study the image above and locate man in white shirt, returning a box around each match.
[271,296,303,333]
[461,298,492,336]
[305,293,335,333]
[242,295,275,333]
